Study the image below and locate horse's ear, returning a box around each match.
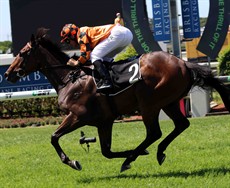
[42,28,50,36]
[30,34,37,47]
[30,34,35,42]
[36,27,50,40]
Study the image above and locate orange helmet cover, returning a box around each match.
[60,24,78,43]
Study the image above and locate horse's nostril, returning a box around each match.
[16,69,26,77]
[4,72,8,78]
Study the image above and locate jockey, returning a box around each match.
[114,12,124,26]
[60,23,133,91]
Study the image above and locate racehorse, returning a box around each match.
[4,28,230,172]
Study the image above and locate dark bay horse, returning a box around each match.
[4,28,230,172]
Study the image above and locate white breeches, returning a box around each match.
[90,25,133,63]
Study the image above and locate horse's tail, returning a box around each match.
[185,61,230,112]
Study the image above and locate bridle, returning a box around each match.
[16,40,85,88]
[16,42,34,78]
[16,41,69,77]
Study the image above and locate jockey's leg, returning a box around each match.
[93,60,112,91]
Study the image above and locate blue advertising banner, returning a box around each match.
[181,0,200,39]
[152,0,171,41]
[0,65,52,93]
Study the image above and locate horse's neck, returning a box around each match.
[42,69,68,92]
[39,47,70,92]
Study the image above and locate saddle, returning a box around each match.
[70,55,142,96]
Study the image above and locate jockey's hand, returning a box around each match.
[67,58,82,67]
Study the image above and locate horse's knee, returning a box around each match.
[51,133,58,145]
[101,149,113,159]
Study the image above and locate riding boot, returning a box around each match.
[93,60,112,91]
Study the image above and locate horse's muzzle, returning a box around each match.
[4,72,9,80]
[4,68,25,83]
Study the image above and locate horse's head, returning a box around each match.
[4,28,67,83]
[4,34,41,83]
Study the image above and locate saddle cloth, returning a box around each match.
[69,55,142,96]
[95,56,142,95]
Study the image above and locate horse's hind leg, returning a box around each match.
[157,102,190,165]
[121,111,162,172]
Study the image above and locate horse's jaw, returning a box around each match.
[5,72,21,83]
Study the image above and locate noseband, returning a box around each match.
[17,42,33,77]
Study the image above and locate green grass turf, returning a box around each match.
[0,115,230,187]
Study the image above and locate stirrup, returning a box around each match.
[97,82,112,91]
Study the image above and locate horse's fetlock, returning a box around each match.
[61,153,69,164]
[128,154,137,162]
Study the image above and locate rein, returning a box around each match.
[39,64,71,70]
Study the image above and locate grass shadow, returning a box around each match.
[78,166,230,184]
[115,166,230,179]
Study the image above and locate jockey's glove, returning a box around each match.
[67,58,82,67]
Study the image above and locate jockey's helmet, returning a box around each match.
[116,13,121,17]
[60,24,78,43]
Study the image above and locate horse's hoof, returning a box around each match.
[69,160,82,170]
[140,149,149,155]
[120,163,131,173]
[157,153,166,165]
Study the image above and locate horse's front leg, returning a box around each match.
[97,122,149,159]
[51,112,83,170]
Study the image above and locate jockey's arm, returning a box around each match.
[78,35,91,64]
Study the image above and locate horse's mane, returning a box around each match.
[35,27,69,64]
